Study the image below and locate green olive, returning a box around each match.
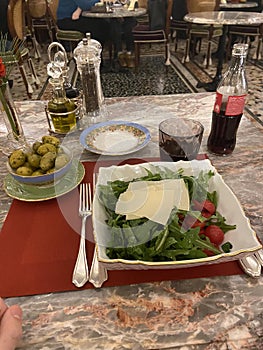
[9,150,27,169]
[42,135,60,147]
[32,169,45,176]
[27,153,42,168]
[55,154,70,169]
[46,168,55,174]
[40,151,56,171]
[32,141,42,153]
[16,166,33,176]
[37,143,57,156]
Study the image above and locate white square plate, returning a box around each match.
[93,160,262,270]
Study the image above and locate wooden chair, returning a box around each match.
[136,0,149,25]
[226,24,263,60]
[132,0,173,70]
[25,0,57,59]
[170,0,188,52]
[47,0,85,60]
[182,0,223,68]
[5,0,40,98]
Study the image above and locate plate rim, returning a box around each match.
[4,160,85,202]
[79,120,151,156]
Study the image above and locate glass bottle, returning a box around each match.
[48,42,80,100]
[207,43,248,156]
[47,77,77,134]
[73,33,106,120]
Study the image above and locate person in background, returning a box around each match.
[72,6,82,20]
[111,18,137,68]
[0,298,23,350]
[56,0,110,46]
[0,0,12,45]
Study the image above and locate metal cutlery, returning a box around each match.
[89,172,108,288]
[72,183,92,288]
[254,249,263,267]
[89,247,108,288]
[239,253,262,278]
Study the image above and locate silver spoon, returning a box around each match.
[254,249,263,266]
[239,254,261,278]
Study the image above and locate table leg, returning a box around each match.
[196,25,228,91]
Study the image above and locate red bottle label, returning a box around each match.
[213,92,246,116]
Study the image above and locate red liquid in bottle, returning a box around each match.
[207,110,242,156]
[207,43,248,156]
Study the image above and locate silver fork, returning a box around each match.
[72,183,92,288]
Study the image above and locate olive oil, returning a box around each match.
[47,78,77,134]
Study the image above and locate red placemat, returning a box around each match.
[0,157,244,298]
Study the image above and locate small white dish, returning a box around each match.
[79,120,151,156]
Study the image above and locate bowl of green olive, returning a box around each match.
[7,135,73,185]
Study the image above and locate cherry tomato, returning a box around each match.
[183,215,206,230]
[192,199,216,218]
[203,248,216,257]
[203,225,224,246]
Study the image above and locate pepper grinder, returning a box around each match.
[73,33,107,123]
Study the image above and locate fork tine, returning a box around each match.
[83,183,88,211]
[79,183,83,213]
[88,183,92,210]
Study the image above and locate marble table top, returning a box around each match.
[82,7,146,18]
[219,2,258,9]
[184,10,263,25]
[0,92,262,349]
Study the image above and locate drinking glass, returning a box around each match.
[159,118,204,161]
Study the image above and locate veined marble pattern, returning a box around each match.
[1,93,262,349]
[12,277,263,350]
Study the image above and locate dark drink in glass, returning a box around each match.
[159,118,204,162]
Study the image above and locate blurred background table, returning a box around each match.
[219,2,259,10]
[0,92,262,349]
[82,7,147,19]
[184,11,263,91]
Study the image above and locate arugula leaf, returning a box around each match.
[99,165,233,262]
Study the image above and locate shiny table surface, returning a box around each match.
[0,93,262,349]
[82,7,146,18]
[184,10,263,25]
[219,2,258,9]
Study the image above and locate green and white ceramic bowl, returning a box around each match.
[7,146,73,186]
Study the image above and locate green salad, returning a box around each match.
[97,166,235,262]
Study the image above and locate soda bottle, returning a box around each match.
[207,43,248,156]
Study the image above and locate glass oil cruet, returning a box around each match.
[46,42,78,134]
[73,33,106,122]
[48,42,80,100]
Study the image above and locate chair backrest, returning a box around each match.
[27,0,48,19]
[7,0,26,40]
[148,0,173,34]
[48,0,59,21]
[138,0,148,9]
[187,0,217,12]
[171,0,188,20]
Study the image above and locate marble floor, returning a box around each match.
[6,39,263,124]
